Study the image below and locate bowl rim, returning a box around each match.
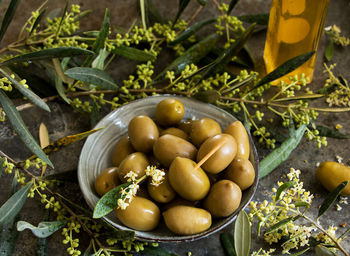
[78,95,259,242]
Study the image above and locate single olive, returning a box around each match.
[177,120,193,135]
[155,98,185,126]
[190,118,222,147]
[316,162,350,195]
[160,127,189,141]
[94,167,121,196]
[128,115,159,153]
[115,197,160,231]
[148,173,176,203]
[153,134,197,167]
[118,152,149,183]
[224,121,250,159]
[225,157,255,190]
[197,134,237,174]
[163,205,212,235]
[168,157,210,201]
[111,136,134,166]
[203,180,242,218]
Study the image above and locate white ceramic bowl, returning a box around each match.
[78,95,259,242]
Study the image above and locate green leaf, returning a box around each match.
[259,124,306,178]
[234,211,250,256]
[169,18,216,46]
[194,90,220,104]
[292,201,311,208]
[314,125,348,139]
[36,235,48,256]
[0,68,50,112]
[72,9,92,23]
[252,51,315,90]
[55,73,70,104]
[90,100,100,128]
[0,0,21,43]
[288,248,310,256]
[65,67,118,90]
[92,48,109,70]
[141,246,178,256]
[318,181,348,218]
[56,0,68,37]
[0,91,53,167]
[111,46,156,62]
[220,233,237,256]
[29,8,47,36]
[156,33,219,80]
[45,170,77,183]
[140,0,147,29]
[0,47,94,66]
[275,181,296,202]
[144,0,165,24]
[17,220,67,238]
[0,182,32,226]
[243,111,251,133]
[172,0,190,27]
[324,40,334,62]
[315,245,337,256]
[197,0,208,6]
[82,242,92,256]
[93,182,132,218]
[227,0,239,15]
[265,216,295,234]
[238,14,269,26]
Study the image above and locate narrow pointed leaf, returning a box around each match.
[111,46,156,62]
[82,243,92,256]
[238,14,269,26]
[93,182,132,218]
[318,181,348,218]
[141,246,178,256]
[36,235,48,256]
[56,0,68,37]
[0,68,50,112]
[265,216,295,234]
[227,0,239,15]
[172,0,190,27]
[315,125,348,139]
[324,40,334,62]
[275,181,296,202]
[0,182,33,225]
[92,49,109,70]
[0,0,21,43]
[55,74,70,104]
[243,111,250,133]
[315,245,337,256]
[234,211,250,256]
[0,90,53,167]
[169,18,216,46]
[17,220,67,238]
[220,233,237,256]
[29,8,47,36]
[252,51,315,90]
[144,0,164,24]
[0,47,94,66]
[72,9,92,22]
[140,0,147,29]
[293,201,311,208]
[65,67,118,90]
[288,248,310,256]
[259,125,306,178]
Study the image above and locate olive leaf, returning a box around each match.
[259,124,306,179]
[72,9,92,22]
[287,248,310,256]
[220,233,237,256]
[0,0,21,43]
[315,245,338,256]
[172,0,190,28]
[194,90,220,104]
[64,67,118,90]
[17,220,67,238]
[234,210,250,256]
[292,201,311,208]
[324,40,334,62]
[318,181,348,219]
[140,0,147,29]
[56,0,68,37]
[29,8,47,36]
[141,246,179,256]
[111,46,156,62]
[314,125,348,139]
[55,70,71,104]
[143,0,165,24]
[45,170,78,183]
[0,90,53,167]
[238,13,269,26]
[227,0,239,15]
[36,234,48,256]
[275,181,296,202]
[264,216,295,234]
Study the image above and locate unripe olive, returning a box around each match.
[155,98,185,126]
[224,121,250,159]
[118,152,149,183]
[94,167,120,196]
[225,158,255,190]
[178,120,193,135]
[148,173,176,203]
[190,118,222,147]
[111,136,134,166]
[160,127,189,141]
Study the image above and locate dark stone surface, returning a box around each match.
[0,0,350,255]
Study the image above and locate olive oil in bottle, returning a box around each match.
[263,0,330,84]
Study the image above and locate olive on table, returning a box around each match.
[115,197,160,231]
[148,173,176,203]
[163,205,212,235]
[168,157,210,201]
[197,134,237,174]
[190,118,222,147]
[224,121,250,159]
[128,115,159,153]
[316,161,350,195]
[203,179,242,217]
[111,136,134,166]
[155,98,185,126]
[225,157,255,190]
[153,134,197,167]
[118,152,149,183]
[94,167,120,196]
[160,127,189,141]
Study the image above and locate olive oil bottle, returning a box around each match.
[263,0,330,84]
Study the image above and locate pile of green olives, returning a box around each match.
[94,98,255,235]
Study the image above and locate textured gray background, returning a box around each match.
[0,0,350,255]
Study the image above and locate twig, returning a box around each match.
[187,6,203,24]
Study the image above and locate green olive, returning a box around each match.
[94,167,120,196]
[225,157,255,190]
[197,134,237,174]
[160,127,189,141]
[115,197,160,231]
[203,180,241,217]
[224,121,250,159]
[118,152,149,183]
[128,115,159,153]
[168,157,210,201]
[111,136,134,166]
[163,206,212,235]
[190,118,222,147]
[155,98,185,126]
[316,162,350,195]
[153,134,197,167]
[148,173,176,203]
[177,120,193,135]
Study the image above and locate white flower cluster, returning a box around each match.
[146,165,165,186]
[117,171,140,210]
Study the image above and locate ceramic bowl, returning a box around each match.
[78,95,259,242]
